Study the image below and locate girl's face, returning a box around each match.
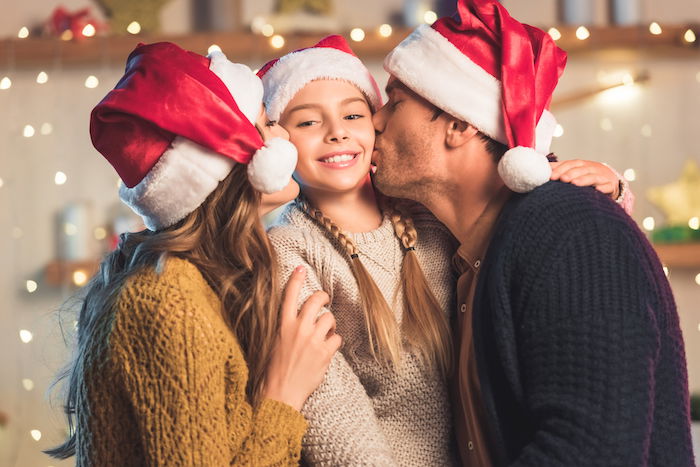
[256,105,301,215]
[279,79,375,196]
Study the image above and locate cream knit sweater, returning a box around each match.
[268,201,460,466]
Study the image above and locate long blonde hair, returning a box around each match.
[47,162,280,459]
[297,196,452,374]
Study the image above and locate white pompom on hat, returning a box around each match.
[384,0,568,193]
[90,42,297,231]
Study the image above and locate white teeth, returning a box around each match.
[321,154,356,163]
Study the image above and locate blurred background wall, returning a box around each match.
[1,0,699,465]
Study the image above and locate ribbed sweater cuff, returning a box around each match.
[258,398,308,443]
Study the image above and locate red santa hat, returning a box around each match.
[90,42,297,231]
[384,0,567,193]
[257,35,382,122]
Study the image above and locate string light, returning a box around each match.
[82,24,96,37]
[663,266,669,277]
[36,71,48,84]
[0,177,3,188]
[695,273,700,285]
[0,77,11,90]
[55,171,67,185]
[18,27,29,39]
[379,24,393,38]
[548,27,562,41]
[73,270,88,287]
[553,124,564,138]
[689,217,700,230]
[207,44,222,55]
[127,21,141,35]
[30,430,42,441]
[25,281,37,294]
[61,30,73,41]
[250,16,266,34]
[23,125,35,138]
[64,223,78,236]
[576,26,590,40]
[642,216,655,231]
[600,117,613,131]
[649,22,662,35]
[623,168,636,182]
[94,227,107,240]
[423,11,438,25]
[350,28,365,42]
[261,24,274,37]
[684,29,696,43]
[270,35,285,49]
[85,76,99,89]
[641,124,652,137]
[19,329,34,342]
[41,123,53,135]
[22,379,34,391]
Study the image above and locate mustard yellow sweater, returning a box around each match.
[75,257,307,466]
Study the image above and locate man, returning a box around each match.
[371,0,694,465]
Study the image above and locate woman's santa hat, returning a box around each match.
[257,35,382,122]
[90,42,297,231]
[384,0,568,193]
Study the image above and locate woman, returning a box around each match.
[47,42,341,466]
[258,36,634,466]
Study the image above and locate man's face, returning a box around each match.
[371,76,443,201]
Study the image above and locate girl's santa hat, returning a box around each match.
[257,35,382,122]
[90,42,297,231]
[384,0,568,193]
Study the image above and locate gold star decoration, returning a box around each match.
[647,159,700,225]
[275,0,333,15]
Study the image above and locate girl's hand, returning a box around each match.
[550,160,621,199]
[263,266,342,411]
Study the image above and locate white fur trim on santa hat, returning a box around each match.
[120,136,235,231]
[247,137,298,193]
[497,146,552,193]
[208,51,263,124]
[261,47,382,122]
[384,24,558,155]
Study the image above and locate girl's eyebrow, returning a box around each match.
[286,97,367,115]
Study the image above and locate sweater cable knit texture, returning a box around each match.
[268,201,460,466]
[75,257,307,466]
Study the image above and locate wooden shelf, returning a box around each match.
[653,243,700,268]
[1,24,699,69]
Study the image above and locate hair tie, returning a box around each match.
[350,253,359,259]
[406,246,416,252]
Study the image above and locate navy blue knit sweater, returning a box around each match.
[473,181,694,466]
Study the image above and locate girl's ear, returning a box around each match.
[445,119,479,149]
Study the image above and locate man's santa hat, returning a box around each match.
[257,35,382,121]
[90,42,297,231]
[384,0,567,193]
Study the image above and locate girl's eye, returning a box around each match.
[390,99,402,109]
[297,121,315,128]
[265,120,277,127]
[345,114,364,120]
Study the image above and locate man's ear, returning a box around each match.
[445,119,480,149]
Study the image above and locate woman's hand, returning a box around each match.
[550,160,621,199]
[263,266,342,411]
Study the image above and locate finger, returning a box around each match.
[299,291,330,326]
[325,333,343,352]
[281,266,306,322]
[313,312,337,339]
[550,160,585,179]
[558,166,595,183]
[568,174,607,189]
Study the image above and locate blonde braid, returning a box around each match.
[385,198,453,375]
[296,196,402,367]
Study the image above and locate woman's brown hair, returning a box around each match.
[297,196,452,375]
[47,161,280,459]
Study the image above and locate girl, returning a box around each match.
[47,42,341,466]
[259,36,633,466]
